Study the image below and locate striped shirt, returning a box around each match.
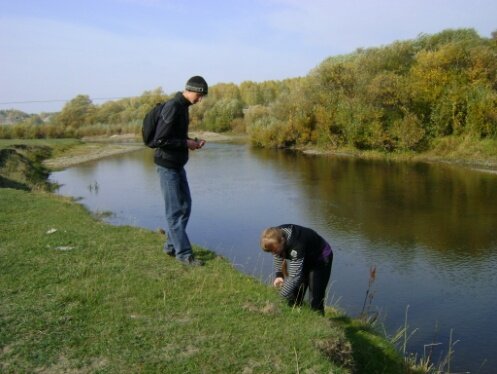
[272,224,330,299]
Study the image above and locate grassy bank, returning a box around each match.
[0,142,57,191]
[0,188,346,372]
[0,139,142,182]
[299,135,497,174]
[0,187,410,373]
[0,139,421,373]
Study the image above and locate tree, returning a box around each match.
[55,95,95,129]
[239,81,263,106]
[208,83,241,101]
[203,99,244,132]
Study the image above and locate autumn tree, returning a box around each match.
[55,95,95,129]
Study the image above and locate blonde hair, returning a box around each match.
[261,227,288,277]
[260,227,285,252]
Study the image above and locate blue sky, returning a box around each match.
[1,0,496,113]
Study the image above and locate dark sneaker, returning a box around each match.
[165,250,176,257]
[178,255,204,266]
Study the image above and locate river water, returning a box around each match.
[50,143,497,373]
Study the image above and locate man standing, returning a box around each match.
[154,76,208,266]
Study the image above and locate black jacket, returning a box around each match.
[153,92,192,169]
[273,224,331,299]
[277,224,327,267]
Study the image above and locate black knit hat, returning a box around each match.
[185,76,208,95]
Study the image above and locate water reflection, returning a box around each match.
[51,143,497,374]
[251,149,497,256]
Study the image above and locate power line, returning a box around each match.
[0,100,67,105]
[0,96,132,106]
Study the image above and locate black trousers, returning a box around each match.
[290,255,333,314]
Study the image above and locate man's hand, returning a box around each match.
[273,277,284,288]
[187,138,206,150]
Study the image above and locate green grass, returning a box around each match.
[0,188,357,373]
[0,145,52,191]
[330,313,417,374]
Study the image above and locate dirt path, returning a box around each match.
[43,132,246,170]
[43,143,143,170]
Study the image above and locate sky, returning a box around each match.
[1,0,496,114]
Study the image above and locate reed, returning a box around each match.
[360,265,377,322]
[389,306,468,373]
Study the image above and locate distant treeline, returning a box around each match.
[2,28,496,154]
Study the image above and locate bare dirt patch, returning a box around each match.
[43,143,143,170]
[42,132,245,171]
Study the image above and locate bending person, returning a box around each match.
[260,224,333,314]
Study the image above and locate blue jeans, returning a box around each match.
[157,165,192,260]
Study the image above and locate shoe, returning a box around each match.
[178,255,204,266]
[165,251,176,257]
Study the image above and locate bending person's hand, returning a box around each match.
[273,277,284,288]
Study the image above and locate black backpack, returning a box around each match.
[142,102,164,148]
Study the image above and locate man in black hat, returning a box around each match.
[153,76,208,266]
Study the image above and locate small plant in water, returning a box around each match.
[360,265,378,322]
[88,180,99,193]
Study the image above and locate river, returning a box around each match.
[50,142,497,373]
